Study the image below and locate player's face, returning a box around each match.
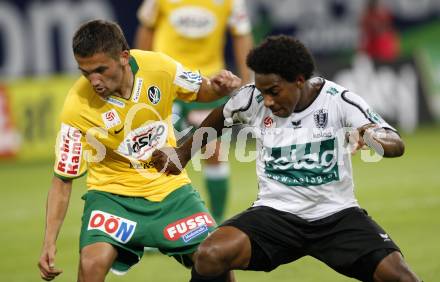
[75,51,127,97]
[255,73,302,117]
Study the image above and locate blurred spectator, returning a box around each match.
[359,0,400,62]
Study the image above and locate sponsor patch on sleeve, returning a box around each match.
[174,63,202,93]
[55,123,83,176]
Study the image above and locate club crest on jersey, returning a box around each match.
[87,210,137,244]
[263,116,274,128]
[164,212,215,242]
[117,121,168,161]
[313,109,328,129]
[147,86,161,105]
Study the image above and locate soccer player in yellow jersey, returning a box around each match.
[135,0,253,223]
[38,20,239,282]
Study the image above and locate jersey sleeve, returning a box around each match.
[137,0,159,28]
[223,84,259,126]
[173,62,202,102]
[340,91,396,131]
[53,93,88,180]
[228,0,252,35]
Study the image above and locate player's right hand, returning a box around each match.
[38,244,63,281]
[152,147,187,175]
[210,70,241,97]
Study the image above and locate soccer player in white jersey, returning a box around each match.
[152,35,421,281]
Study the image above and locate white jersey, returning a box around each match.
[224,78,396,221]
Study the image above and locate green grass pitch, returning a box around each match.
[1,126,439,281]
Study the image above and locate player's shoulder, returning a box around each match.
[60,77,92,120]
[227,83,264,113]
[130,49,175,68]
[231,83,261,103]
[315,78,347,98]
[130,49,177,75]
[318,78,372,115]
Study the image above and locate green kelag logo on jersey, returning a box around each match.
[263,138,339,186]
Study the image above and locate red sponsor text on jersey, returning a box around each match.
[57,124,82,175]
[164,212,215,241]
[88,210,137,244]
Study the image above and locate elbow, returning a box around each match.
[396,139,405,157]
[384,139,405,158]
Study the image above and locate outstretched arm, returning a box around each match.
[152,105,227,174]
[196,71,241,102]
[38,176,72,281]
[351,124,405,158]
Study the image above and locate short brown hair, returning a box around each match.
[72,19,129,59]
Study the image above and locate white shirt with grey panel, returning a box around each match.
[223,78,396,221]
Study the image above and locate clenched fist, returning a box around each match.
[210,70,242,97]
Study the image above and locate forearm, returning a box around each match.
[363,127,405,158]
[196,71,241,102]
[43,177,72,246]
[179,105,226,161]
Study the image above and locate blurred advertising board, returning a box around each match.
[316,54,433,133]
[1,0,439,78]
[416,44,440,122]
[0,86,20,158]
[1,76,76,161]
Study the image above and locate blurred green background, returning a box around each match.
[1,126,439,282]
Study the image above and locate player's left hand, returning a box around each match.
[210,70,242,97]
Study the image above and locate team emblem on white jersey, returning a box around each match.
[313,109,328,129]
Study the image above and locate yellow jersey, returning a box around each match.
[137,0,251,77]
[54,50,203,201]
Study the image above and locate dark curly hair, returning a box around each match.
[72,19,129,59]
[246,35,315,82]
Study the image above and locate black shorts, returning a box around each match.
[222,206,400,281]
